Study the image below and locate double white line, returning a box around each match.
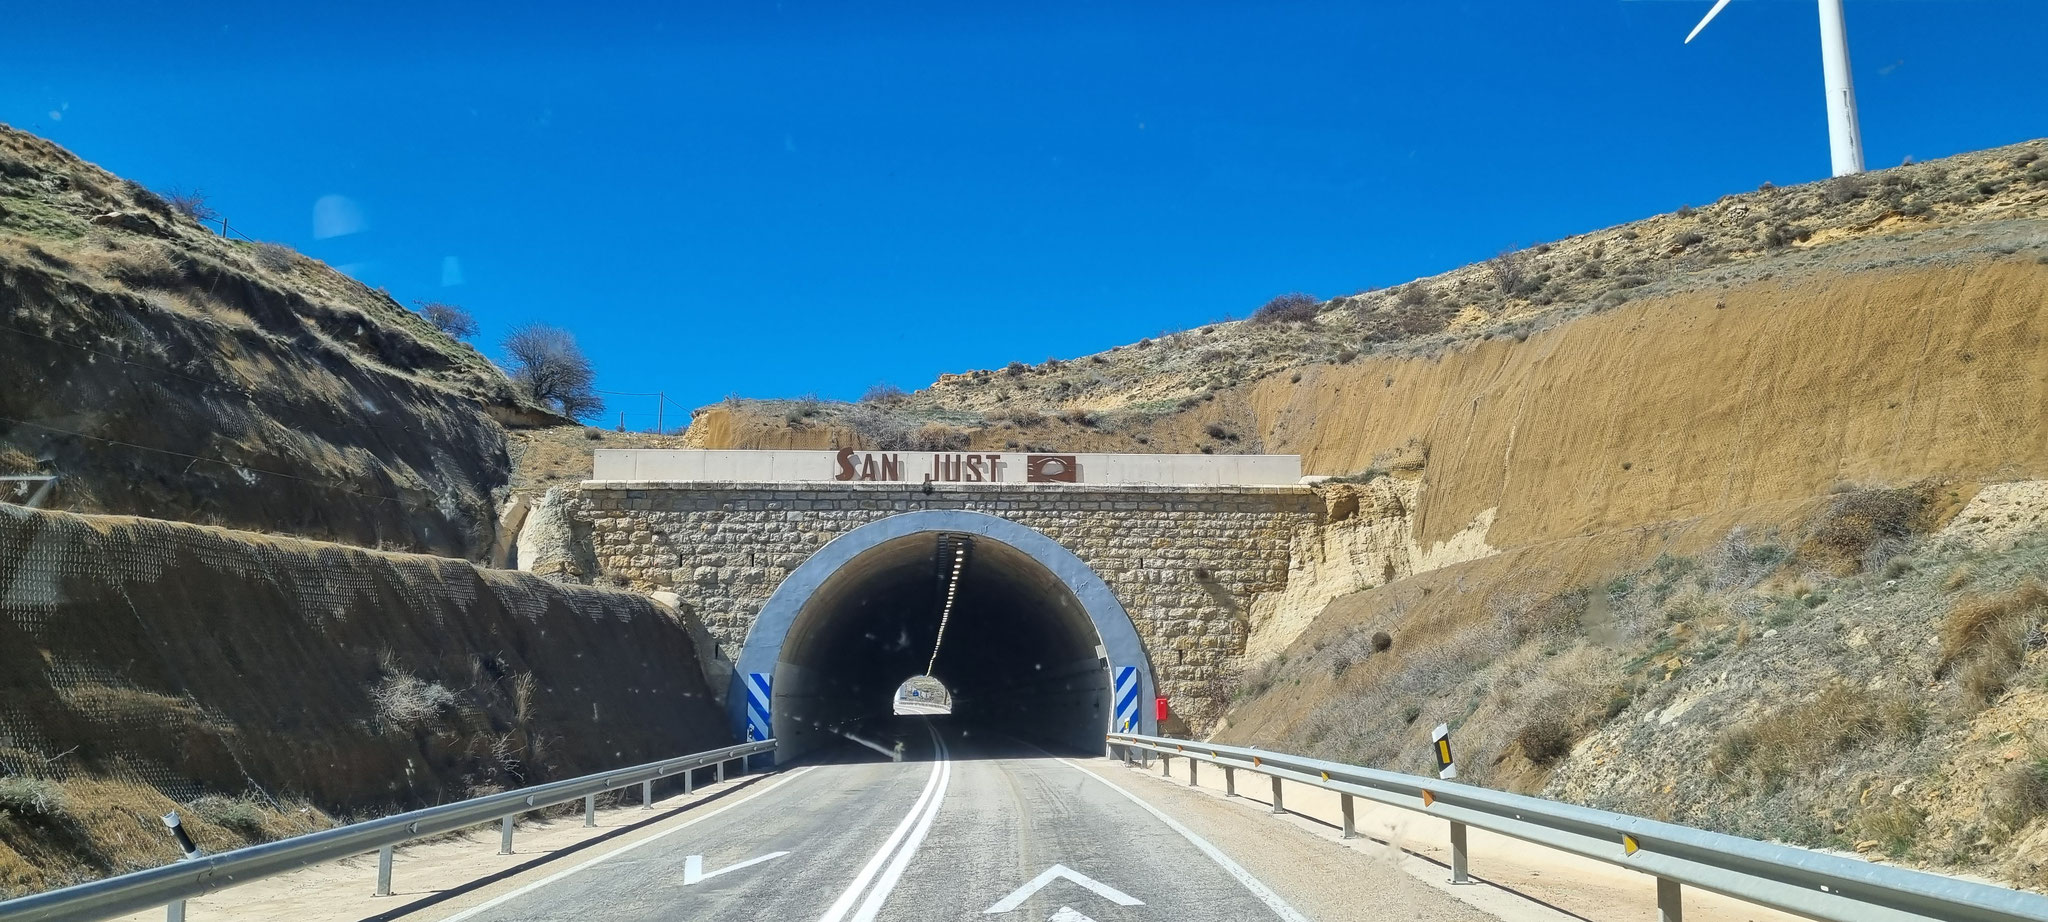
[818,723,953,922]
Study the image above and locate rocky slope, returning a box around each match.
[0,504,729,897]
[0,125,561,560]
[682,138,2048,884]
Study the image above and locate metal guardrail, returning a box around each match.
[0,739,776,922]
[1109,733,2048,922]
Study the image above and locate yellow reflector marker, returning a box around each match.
[1421,790,1436,807]
[1177,744,1184,752]
[1624,835,1640,856]
[1320,771,1329,781]
[1253,756,1262,766]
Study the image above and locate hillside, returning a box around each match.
[682,138,2048,882]
[0,504,729,896]
[0,125,561,559]
[685,137,2048,459]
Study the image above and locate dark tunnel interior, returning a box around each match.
[773,531,1112,758]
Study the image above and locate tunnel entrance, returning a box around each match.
[731,510,1157,760]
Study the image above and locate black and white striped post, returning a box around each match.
[1432,723,1470,885]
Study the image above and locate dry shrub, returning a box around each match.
[988,406,1045,428]
[1937,581,2047,706]
[1496,587,1586,645]
[372,669,456,727]
[252,241,296,272]
[1798,486,1928,573]
[0,778,65,819]
[1513,711,1578,766]
[1710,683,1925,784]
[845,405,913,450]
[1249,292,1321,325]
[909,423,969,452]
[1989,751,2048,837]
[860,383,909,405]
[187,795,268,840]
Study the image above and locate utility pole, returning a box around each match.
[657,393,665,436]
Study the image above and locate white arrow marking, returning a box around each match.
[1048,909,1097,922]
[683,850,788,885]
[984,864,1142,913]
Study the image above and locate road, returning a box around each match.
[428,718,1485,922]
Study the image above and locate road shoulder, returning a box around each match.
[1061,757,1520,922]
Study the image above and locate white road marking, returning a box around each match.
[683,850,789,885]
[1057,757,1311,922]
[817,723,953,922]
[1048,909,1097,922]
[436,766,815,922]
[983,863,1143,913]
[850,732,951,922]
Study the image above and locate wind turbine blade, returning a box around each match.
[1685,0,1736,43]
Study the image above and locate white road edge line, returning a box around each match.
[850,733,952,922]
[437,766,816,922]
[1056,757,1311,922]
[817,722,951,922]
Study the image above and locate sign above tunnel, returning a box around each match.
[590,449,1302,487]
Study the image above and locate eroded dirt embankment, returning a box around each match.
[0,505,729,897]
[1,125,557,559]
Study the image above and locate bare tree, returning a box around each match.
[502,324,602,419]
[1488,247,1529,298]
[159,187,218,223]
[416,301,478,339]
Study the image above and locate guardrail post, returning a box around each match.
[684,766,695,795]
[167,900,185,922]
[1658,877,1683,922]
[499,815,515,855]
[1449,822,1471,884]
[642,780,654,809]
[584,794,596,827]
[1270,775,1285,814]
[1161,754,1171,778]
[1223,765,1237,796]
[376,844,394,896]
[1341,793,1356,839]
[1188,758,1198,787]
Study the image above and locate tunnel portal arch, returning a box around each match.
[729,510,1157,759]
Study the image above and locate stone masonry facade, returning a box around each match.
[551,482,1322,726]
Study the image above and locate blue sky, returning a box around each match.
[9,1,2044,424]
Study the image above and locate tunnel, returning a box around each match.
[731,510,1157,761]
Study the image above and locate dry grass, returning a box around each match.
[1710,683,1926,785]
[1849,794,1926,857]
[1937,581,2047,707]
[1989,749,2048,839]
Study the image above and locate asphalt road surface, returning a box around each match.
[432,718,1428,922]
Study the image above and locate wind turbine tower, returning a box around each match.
[1687,0,1866,176]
